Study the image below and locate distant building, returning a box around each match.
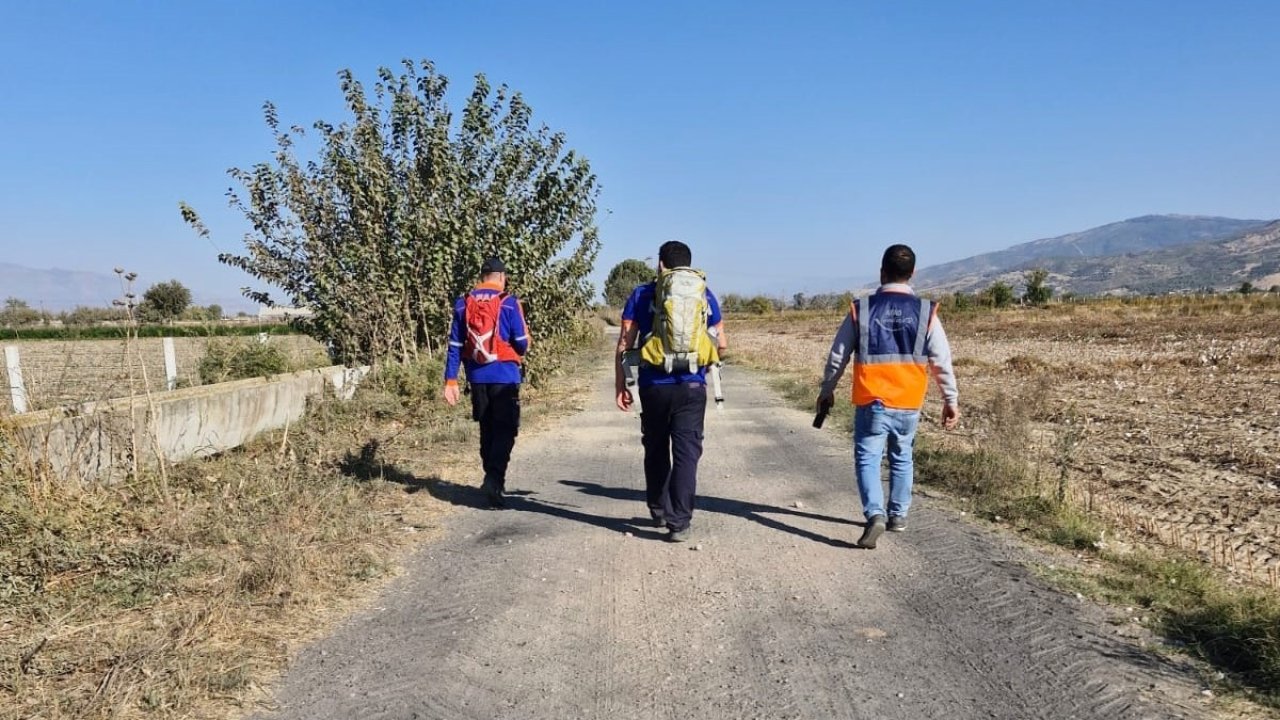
[257,306,314,322]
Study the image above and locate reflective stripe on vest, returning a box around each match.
[852,294,932,409]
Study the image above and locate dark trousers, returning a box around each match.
[638,382,707,531]
[470,383,521,492]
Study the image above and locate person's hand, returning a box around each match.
[616,388,633,412]
[816,391,834,414]
[941,403,960,429]
[443,384,460,406]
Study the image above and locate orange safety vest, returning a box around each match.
[851,293,934,409]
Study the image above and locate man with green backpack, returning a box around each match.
[615,241,727,542]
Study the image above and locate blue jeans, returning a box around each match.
[854,401,920,520]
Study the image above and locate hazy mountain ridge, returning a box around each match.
[914,215,1279,295]
[0,263,256,313]
[0,263,125,310]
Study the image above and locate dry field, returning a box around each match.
[728,297,1280,590]
[0,336,329,414]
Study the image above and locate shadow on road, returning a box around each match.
[338,440,489,508]
[337,440,857,546]
[562,480,861,549]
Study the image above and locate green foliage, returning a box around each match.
[603,258,653,307]
[1022,268,1053,306]
[982,281,1015,308]
[181,304,224,322]
[198,338,292,385]
[721,293,782,314]
[0,297,45,327]
[60,306,124,326]
[1239,281,1256,295]
[141,280,193,322]
[181,59,600,368]
[1164,587,1280,700]
[746,296,774,314]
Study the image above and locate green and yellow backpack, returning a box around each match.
[639,267,720,374]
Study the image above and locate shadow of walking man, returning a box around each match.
[561,480,860,549]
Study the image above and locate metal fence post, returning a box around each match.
[4,346,28,413]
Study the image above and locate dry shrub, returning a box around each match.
[1003,354,1048,374]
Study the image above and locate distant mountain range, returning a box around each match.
[913,215,1280,295]
[0,264,256,313]
[0,263,126,311]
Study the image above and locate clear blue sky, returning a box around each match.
[2,0,1278,307]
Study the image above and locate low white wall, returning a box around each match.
[2,365,369,484]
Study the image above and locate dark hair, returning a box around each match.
[658,240,692,269]
[881,244,916,282]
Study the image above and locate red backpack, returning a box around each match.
[463,292,520,364]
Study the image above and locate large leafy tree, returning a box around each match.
[181,59,600,367]
[602,258,653,307]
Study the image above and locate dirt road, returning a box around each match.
[254,360,1212,720]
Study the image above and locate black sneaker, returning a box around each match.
[667,527,692,543]
[887,516,908,533]
[857,515,886,549]
[486,487,506,508]
[649,509,666,528]
[482,476,505,508]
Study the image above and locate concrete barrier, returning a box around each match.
[1,365,369,484]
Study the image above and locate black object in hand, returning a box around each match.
[813,408,829,428]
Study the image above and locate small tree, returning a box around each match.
[1022,269,1053,306]
[745,295,773,314]
[792,292,807,310]
[1270,285,1280,294]
[949,290,973,311]
[603,259,653,307]
[0,298,42,327]
[140,280,192,322]
[1239,281,1255,295]
[983,281,1015,308]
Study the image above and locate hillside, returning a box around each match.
[1034,219,1280,295]
[914,215,1278,295]
[0,263,124,311]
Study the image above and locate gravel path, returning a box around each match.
[253,358,1211,720]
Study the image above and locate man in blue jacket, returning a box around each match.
[614,241,727,542]
[444,257,532,508]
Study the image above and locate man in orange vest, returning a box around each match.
[816,244,960,549]
[444,257,531,508]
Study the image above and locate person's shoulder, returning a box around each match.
[628,282,655,302]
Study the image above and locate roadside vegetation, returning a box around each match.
[727,294,1280,709]
[0,327,609,719]
[0,323,304,341]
